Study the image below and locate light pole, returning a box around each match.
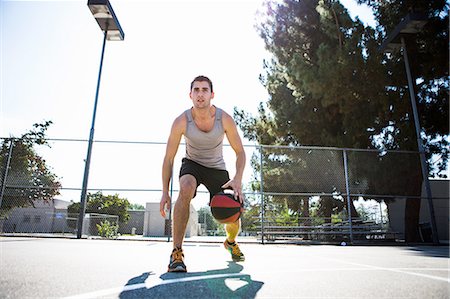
[380,13,439,244]
[77,0,125,239]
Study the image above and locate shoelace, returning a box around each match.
[230,244,242,256]
[172,250,184,262]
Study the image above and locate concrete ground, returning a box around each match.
[0,236,449,298]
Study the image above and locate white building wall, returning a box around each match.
[419,179,449,243]
[143,202,198,237]
[388,179,449,243]
[2,199,70,233]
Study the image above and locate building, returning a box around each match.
[143,202,198,237]
[1,199,71,233]
[118,210,145,235]
[419,179,449,243]
[388,179,449,243]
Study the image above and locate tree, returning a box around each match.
[67,191,131,224]
[356,0,449,241]
[235,0,447,241]
[129,203,145,210]
[0,121,61,217]
[198,207,218,234]
[356,0,449,174]
[252,0,386,148]
[240,199,262,234]
[236,0,382,224]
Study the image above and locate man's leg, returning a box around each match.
[168,174,196,272]
[201,167,245,262]
[172,174,197,248]
[225,219,240,243]
[224,219,245,261]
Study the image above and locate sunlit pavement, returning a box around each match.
[1,237,449,298]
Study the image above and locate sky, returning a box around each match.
[0,0,376,210]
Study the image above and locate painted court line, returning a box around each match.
[63,273,247,299]
[64,266,450,298]
[323,258,450,283]
[260,267,449,275]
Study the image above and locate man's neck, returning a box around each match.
[192,105,215,120]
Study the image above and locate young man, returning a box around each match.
[160,75,246,272]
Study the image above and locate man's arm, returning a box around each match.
[160,114,185,217]
[221,111,246,202]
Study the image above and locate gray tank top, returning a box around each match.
[184,107,226,170]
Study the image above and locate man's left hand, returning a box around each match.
[221,179,244,204]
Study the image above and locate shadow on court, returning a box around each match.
[119,262,264,298]
[406,245,450,258]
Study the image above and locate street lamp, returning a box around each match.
[88,0,124,41]
[379,13,439,244]
[77,0,125,239]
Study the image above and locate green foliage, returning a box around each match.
[243,0,385,149]
[129,203,145,210]
[234,0,447,241]
[275,201,297,225]
[234,0,388,222]
[198,207,218,232]
[0,121,61,217]
[353,0,448,241]
[96,220,119,239]
[356,204,371,222]
[356,0,449,177]
[216,225,227,236]
[241,201,261,233]
[68,191,131,224]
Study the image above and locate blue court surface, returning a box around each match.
[1,237,449,298]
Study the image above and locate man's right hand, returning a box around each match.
[160,193,171,218]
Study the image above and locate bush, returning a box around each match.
[96,220,119,239]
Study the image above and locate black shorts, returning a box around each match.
[179,158,230,199]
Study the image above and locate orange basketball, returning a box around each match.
[210,192,243,223]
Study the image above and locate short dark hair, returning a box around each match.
[190,75,213,92]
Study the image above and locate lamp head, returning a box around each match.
[88,0,124,41]
[379,13,427,53]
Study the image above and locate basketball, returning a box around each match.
[210,192,243,224]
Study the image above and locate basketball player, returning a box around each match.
[159,75,246,272]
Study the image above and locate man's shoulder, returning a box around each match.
[177,111,188,121]
[215,107,231,119]
[171,111,188,131]
[219,109,234,123]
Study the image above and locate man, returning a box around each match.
[160,75,246,273]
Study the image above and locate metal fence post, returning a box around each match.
[342,149,354,244]
[260,145,265,244]
[0,139,14,210]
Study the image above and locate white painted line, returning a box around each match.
[64,266,450,298]
[323,258,450,283]
[63,273,247,299]
[63,286,125,299]
[257,267,449,274]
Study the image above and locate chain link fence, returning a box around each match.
[244,145,449,244]
[0,137,448,243]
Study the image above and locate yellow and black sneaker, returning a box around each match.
[168,247,187,272]
[224,240,245,262]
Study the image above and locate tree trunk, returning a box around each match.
[300,197,310,225]
[323,197,333,224]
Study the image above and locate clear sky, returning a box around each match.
[1,0,375,209]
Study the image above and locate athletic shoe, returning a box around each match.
[168,247,187,272]
[223,240,245,262]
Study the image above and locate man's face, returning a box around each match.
[189,81,214,109]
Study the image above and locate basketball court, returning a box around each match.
[1,236,449,298]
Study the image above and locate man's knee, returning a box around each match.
[179,175,196,200]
